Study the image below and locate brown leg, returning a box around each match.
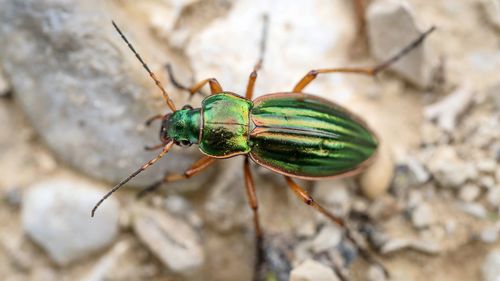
[292,26,436,92]
[165,64,223,98]
[137,156,216,198]
[284,176,388,277]
[245,14,269,100]
[244,157,265,281]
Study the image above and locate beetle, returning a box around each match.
[92,18,435,279]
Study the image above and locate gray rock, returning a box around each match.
[459,202,487,219]
[480,224,500,244]
[290,259,340,281]
[487,187,500,208]
[22,176,120,266]
[132,206,204,275]
[482,250,500,281]
[367,265,388,281]
[411,203,436,228]
[0,0,203,187]
[366,0,434,88]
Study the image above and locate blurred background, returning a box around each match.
[0,0,499,280]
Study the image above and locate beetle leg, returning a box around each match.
[137,156,216,198]
[243,157,265,280]
[292,26,436,92]
[245,14,269,100]
[165,64,210,98]
[284,176,389,278]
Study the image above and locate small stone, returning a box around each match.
[459,184,481,202]
[22,176,120,266]
[312,225,342,253]
[411,203,436,228]
[132,206,204,275]
[366,0,434,88]
[476,159,497,173]
[314,180,351,215]
[424,84,475,132]
[427,146,477,188]
[359,141,394,199]
[459,202,487,219]
[487,187,500,208]
[480,225,500,244]
[290,259,340,281]
[482,250,500,281]
[481,176,496,189]
[367,265,388,281]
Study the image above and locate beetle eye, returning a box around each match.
[179,140,192,147]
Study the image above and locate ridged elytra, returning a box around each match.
[91,17,435,280]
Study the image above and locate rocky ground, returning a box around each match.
[0,0,499,281]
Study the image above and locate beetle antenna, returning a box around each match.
[91,141,174,217]
[254,14,269,72]
[112,21,177,112]
[373,26,436,74]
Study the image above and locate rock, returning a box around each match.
[22,176,120,266]
[0,0,203,186]
[476,159,497,173]
[81,239,131,281]
[313,180,351,216]
[187,0,356,99]
[380,238,441,255]
[290,259,340,281]
[426,146,477,188]
[366,0,434,88]
[459,202,487,219]
[312,225,342,253]
[459,184,481,202]
[481,176,496,189]
[359,141,394,199]
[367,265,388,281]
[482,250,500,281]
[480,224,500,244]
[487,187,500,208]
[132,206,204,275]
[411,203,436,229]
[424,84,475,132]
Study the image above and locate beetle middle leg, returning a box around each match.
[243,157,266,281]
[284,176,389,277]
[137,156,216,198]
[292,26,435,92]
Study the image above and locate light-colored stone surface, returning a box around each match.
[482,250,500,281]
[359,141,394,199]
[290,259,340,281]
[22,176,120,266]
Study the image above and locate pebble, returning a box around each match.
[482,250,500,281]
[481,176,496,189]
[459,202,488,219]
[22,176,120,266]
[367,265,388,281]
[480,224,500,244]
[476,159,497,173]
[312,225,342,253]
[459,184,481,202]
[359,141,394,199]
[82,239,131,281]
[366,0,434,88]
[411,203,436,228]
[313,180,351,215]
[132,206,204,275]
[289,259,340,281]
[424,84,475,132]
[487,187,500,208]
[487,82,500,110]
[381,238,441,255]
[426,146,477,188]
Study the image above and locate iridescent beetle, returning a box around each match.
[92,18,435,278]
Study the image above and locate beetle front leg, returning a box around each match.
[137,156,216,198]
[292,26,436,92]
[245,14,269,100]
[165,64,223,98]
[243,157,265,281]
[284,176,389,278]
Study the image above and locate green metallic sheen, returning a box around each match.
[249,93,378,178]
[165,108,201,144]
[199,92,253,157]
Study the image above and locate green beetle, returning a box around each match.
[92,20,434,279]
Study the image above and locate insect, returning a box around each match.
[92,17,435,280]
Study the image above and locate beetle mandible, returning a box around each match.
[92,17,435,278]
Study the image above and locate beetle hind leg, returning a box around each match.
[284,176,389,278]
